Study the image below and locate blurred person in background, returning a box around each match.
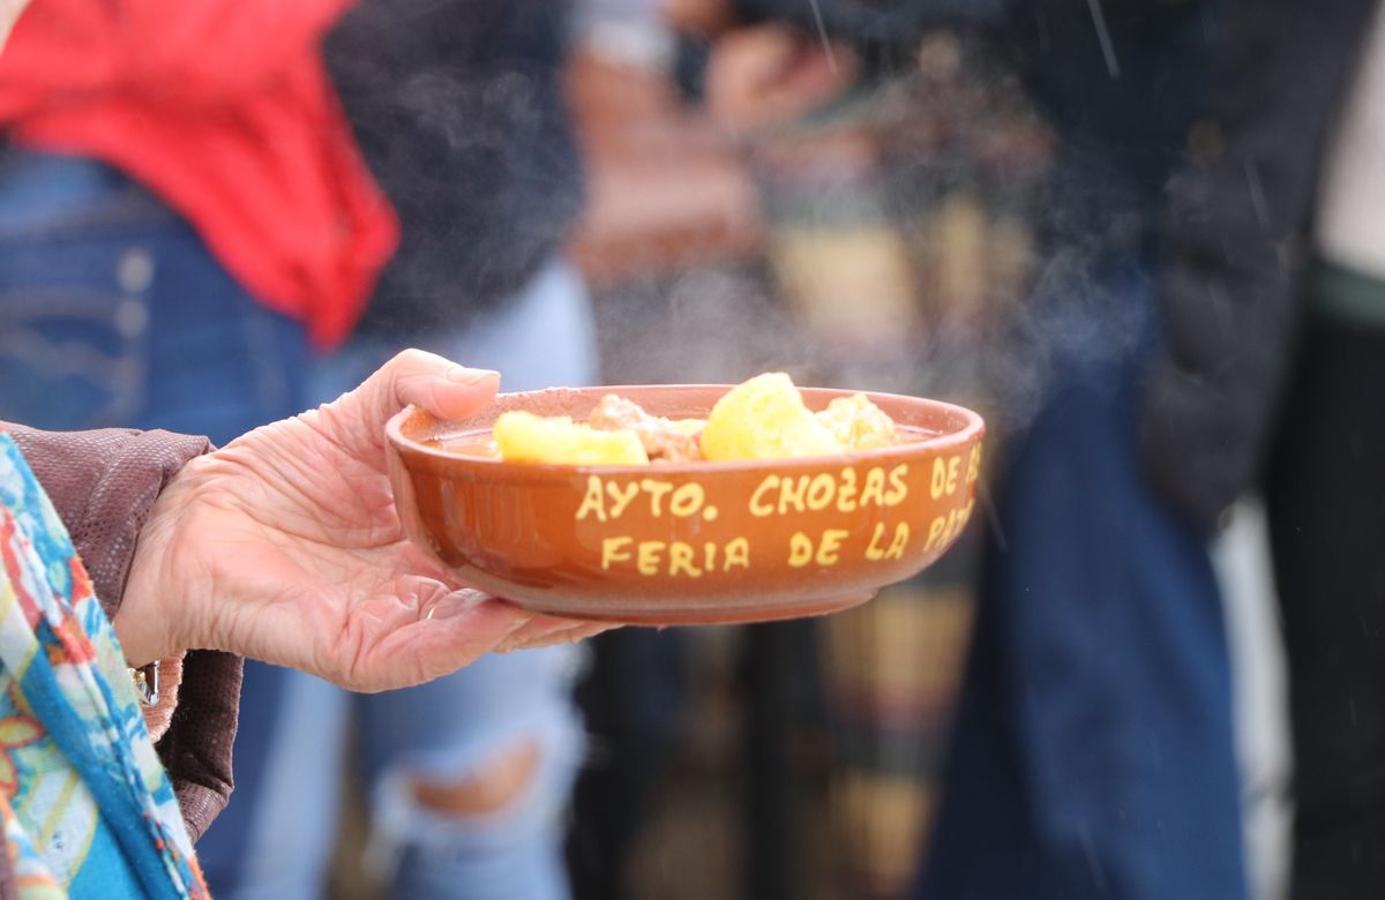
[1255,1,1385,895]
[925,1,1385,897]
[194,2,595,899]
[702,8,1049,898]
[702,2,1264,897]
[0,7,394,887]
[0,0,391,444]
[1049,0,1378,894]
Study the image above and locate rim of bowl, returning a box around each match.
[385,384,986,476]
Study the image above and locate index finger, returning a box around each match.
[370,348,501,428]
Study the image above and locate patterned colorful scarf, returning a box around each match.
[0,434,208,899]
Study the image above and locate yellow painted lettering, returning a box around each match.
[601,536,633,569]
[637,541,666,576]
[788,532,814,567]
[885,464,909,506]
[670,483,706,518]
[885,522,910,559]
[724,537,751,570]
[947,508,964,542]
[865,522,888,560]
[806,473,836,511]
[930,458,948,499]
[779,475,811,514]
[861,467,887,507]
[669,542,703,578]
[816,529,849,566]
[924,515,947,551]
[640,479,674,517]
[946,457,961,495]
[750,476,778,517]
[606,480,640,519]
[576,476,607,522]
[837,468,859,512]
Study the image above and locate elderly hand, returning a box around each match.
[117,350,607,691]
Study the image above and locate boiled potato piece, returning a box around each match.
[701,372,842,461]
[816,393,898,450]
[494,411,649,465]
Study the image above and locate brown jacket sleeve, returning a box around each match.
[2,424,240,842]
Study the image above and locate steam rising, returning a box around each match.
[326,7,1164,448]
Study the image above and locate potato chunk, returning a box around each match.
[494,411,649,465]
[816,393,898,450]
[700,372,842,461]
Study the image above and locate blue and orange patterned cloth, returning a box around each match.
[0,434,207,899]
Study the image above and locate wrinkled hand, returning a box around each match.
[119,350,608,691]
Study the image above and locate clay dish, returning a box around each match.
[386,385,985,625]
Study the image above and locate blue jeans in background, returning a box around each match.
[916,267,1247,899]
[0,149,308,444]
[0,146,311,892]
[202,261,596,900]
[0,147,590,900]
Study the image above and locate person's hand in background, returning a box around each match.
[705,23,857,132]
[118,350,606,691]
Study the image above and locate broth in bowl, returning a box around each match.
[432,372,907,466]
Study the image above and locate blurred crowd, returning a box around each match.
[1,0,1383,899]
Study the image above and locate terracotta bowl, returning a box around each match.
[385,385,984,625]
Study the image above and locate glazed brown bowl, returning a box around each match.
[385,385,984,625]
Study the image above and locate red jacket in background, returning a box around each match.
[0,0,399,348]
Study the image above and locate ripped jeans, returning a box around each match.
[208,261,595,900]
[228,649,585,900]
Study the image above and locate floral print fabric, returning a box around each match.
[0,433,207,899]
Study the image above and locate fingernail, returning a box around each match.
[446,367,499,385]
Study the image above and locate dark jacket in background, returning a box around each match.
[325,0,583,334]
[1141,0,1377,527]
[737,0,1377,528]
[736,0,1214,245]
